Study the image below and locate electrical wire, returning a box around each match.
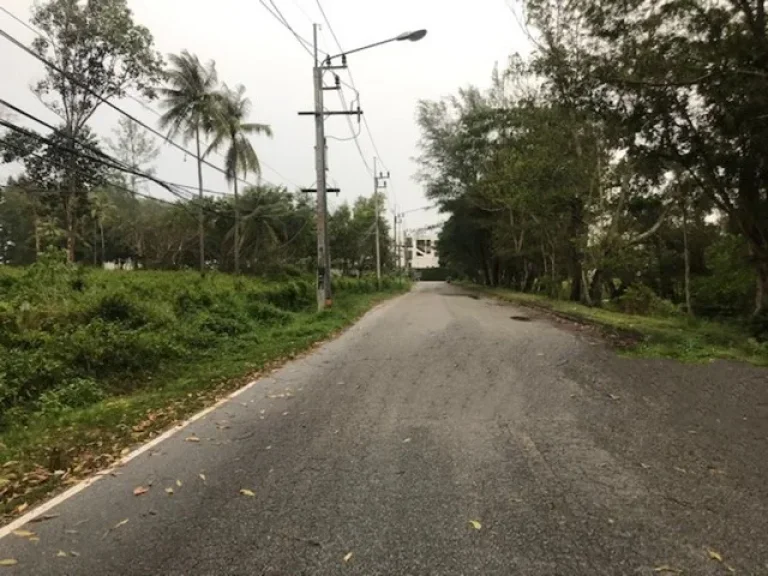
[0,4,295,190]
[257,0,324,59]
[0,131,212,218]
[0,25,272,193]
[314,0,394,193]
[0,98,249,199]
[0,116,231,217]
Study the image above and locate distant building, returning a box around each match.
[401,229,439,269]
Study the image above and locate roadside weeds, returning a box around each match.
[0,289,406,523]
[459,283,768,366]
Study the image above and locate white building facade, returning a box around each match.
[400,229,440,269]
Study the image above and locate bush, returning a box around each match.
[37,378,106,413]
[692,235,755,317]
[0,266,404,424]
[245,301,292,326]
[748,312,768,342]
[617,284,679,317]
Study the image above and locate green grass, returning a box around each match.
[0,260,409,517]
[463,284,768,366]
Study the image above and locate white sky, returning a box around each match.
[0,0,531,230]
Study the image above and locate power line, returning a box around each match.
[1,5,281,188]
[0,98,260,201]
[257,0,325,59]
[314,0,392,186]
[0,8,295,189]
[0,129,216,218]
[0,116,231,217]
[0,25,271,193]
[314,1,390,174]
[288,0,316,25]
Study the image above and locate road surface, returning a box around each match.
[2,282,767,575]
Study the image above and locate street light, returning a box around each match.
[302,26,427,310]
[325,29,428,64]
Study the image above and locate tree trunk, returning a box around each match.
[65,194,76,263]
[33,213,41,257]
[755,259,768,316]
[93,221,98,266]
[99,220,106,265]
[195,127,206,275]
[568,198,585,302]
[233,175,240,275]
[589,268,603,306]
[681,200,693,316]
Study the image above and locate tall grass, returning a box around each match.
[0,253,408,426]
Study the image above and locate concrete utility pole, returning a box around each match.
[300,26,426,309]
[373,158,389,288]
[392,208,402,271]
[312,25,331,310]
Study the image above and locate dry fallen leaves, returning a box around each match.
[185,436,200,443]
[343,552,353,563]
[12,529,35,538]
[653,566,682,574]
[56,551,68,558]
[239,489,255,497]
[28,513,59,524]
[165,487,174,495]
[199,474,206,483]
[176,479,182,487]
[708,549,723,562]
[133,486,149,496]
[469,520,482,530]
[113,519,129,530]
[15,503,28,514]
[0,559,18,566]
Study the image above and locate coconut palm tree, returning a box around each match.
[158,51,219,274]
[206,84,273,274]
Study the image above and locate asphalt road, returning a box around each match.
[2,282,767,575]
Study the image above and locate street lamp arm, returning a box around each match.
[324,29,427,63]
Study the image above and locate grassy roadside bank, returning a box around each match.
[460,283,768,366]
[0,262,409,520]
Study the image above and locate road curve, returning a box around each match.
[2,282,767,575]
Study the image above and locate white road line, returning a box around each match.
[0,376,264,540]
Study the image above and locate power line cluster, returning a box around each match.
[258,0,393,195]
[0,6,299,195]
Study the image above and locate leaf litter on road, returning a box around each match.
[28,513,59,524]
[469,520,482,530]
[165,487,174,495]
[133,486,149,496]
[0,559,18,566]
[343,552,353,563]
[653,566,682,574]
[708,549,723,562]
[12,529,35,538]
[240,489,255,497]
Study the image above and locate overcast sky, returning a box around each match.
[1,0,531,230]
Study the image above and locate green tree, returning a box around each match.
[1,126,112,262]
[158,50,220,273]
[206,84,273,274]
[525,0,768,314]
[28,0,163,261]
